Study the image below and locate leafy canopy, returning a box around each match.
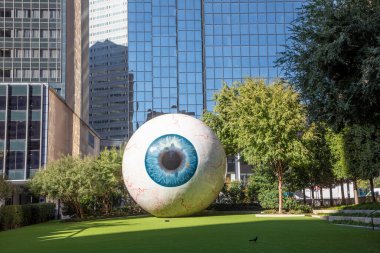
[203,79,307,213]
[29,148,125,218]
[278,0,380,129]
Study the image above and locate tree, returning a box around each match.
[301,124,335,206]
[326,129,352,204]
[358,177,380,189]
[204,79,307,213]
[92,147,124,214]
[30,149,128,218]
[278,0,380,129]
[248,166,279,209]
[202,89,239,156]
[0,176,14,204]
[29,155,95,218]
[225,181,246,204]
[343,125,380,202]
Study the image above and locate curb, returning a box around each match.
[255,214,305,218]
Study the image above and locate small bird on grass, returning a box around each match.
[249,236,258,242]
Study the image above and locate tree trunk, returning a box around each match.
[320,187,324,206]
[340,182,346,205]
[369,177,376,203]
[74,201,83,219]
[79,206,84,219]
[353,180,359,205]
[311,187,315,207]
[57,199,61,219]
[278,173,283,214]
[346,181,351,203]
[302,188,306,205]
[329,185,334,206]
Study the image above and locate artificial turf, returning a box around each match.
[0,214,379,253]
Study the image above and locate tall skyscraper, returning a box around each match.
[128,0,303,129]
[0,0,99,195]
[89,0,133,147]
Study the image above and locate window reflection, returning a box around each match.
[129,0,302,126]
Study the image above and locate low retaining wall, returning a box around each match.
[325,216,380,225]
[256,214,305,218]
[313,209,377,214]
[313,210,339,214]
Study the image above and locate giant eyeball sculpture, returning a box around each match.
[122,114,226,217]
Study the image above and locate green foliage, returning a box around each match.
[29,155,94,218]
[218,181,250,205]
[326,129,350,180]
[207,203,261,211]
[230,80,306,169]
[0,203,55,230]
[92,147,125,215]
[278,0,380,129]
[0,176,14,202]
[331,219,380,228]
[329,212,380,218]
[257,189,279,210]
[321,202,380,210]
[282,198,312,213]
[29,148,127,218]
[248,168,311,212]
[202,110,238,155]
[293,123,335,189]
[227,181,246,204]
[325,124,380,194]
[248,166,278,209]
[343,125,380,180]
[341,202,380,210]
[358,177,380,189]
[204,79,307,213]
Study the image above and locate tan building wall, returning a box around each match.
[65,0,89,123]
[65,0,89,156]
[47,88,100,163]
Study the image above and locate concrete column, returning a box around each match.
[235,153,241,181]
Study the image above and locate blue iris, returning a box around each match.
[145,134,198,187]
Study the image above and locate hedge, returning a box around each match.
[0,203,56,231]
[207,203,262,211]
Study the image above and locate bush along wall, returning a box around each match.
[0,203,55,231]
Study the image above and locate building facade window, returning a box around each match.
[128,0,303,131]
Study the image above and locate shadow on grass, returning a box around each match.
[1,215,379,253]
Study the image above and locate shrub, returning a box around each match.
[283,198,312,213]
[207,203,261,211]
[257,189,278,209]
[0,203,55,230]
[227,181,246,204]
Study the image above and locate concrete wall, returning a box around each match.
[80,119,100,156]
[65,0,89,123]
[47,89,74,162]
[47,88,100,162]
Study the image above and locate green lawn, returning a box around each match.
[0,214,379,253]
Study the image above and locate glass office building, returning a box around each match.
[89,0,134,145]
[0,0,91,184]
[128,0,303,130]
[0,83,48,181]
[0,0,66,96]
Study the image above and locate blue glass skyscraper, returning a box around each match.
[128,0,303,131]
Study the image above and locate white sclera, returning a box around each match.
[122,114,226,217]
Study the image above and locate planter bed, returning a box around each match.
[327,215,380,225]
[256,214,305,218]
[313,209,379,215]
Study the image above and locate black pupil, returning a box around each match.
[161,150,182,171]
